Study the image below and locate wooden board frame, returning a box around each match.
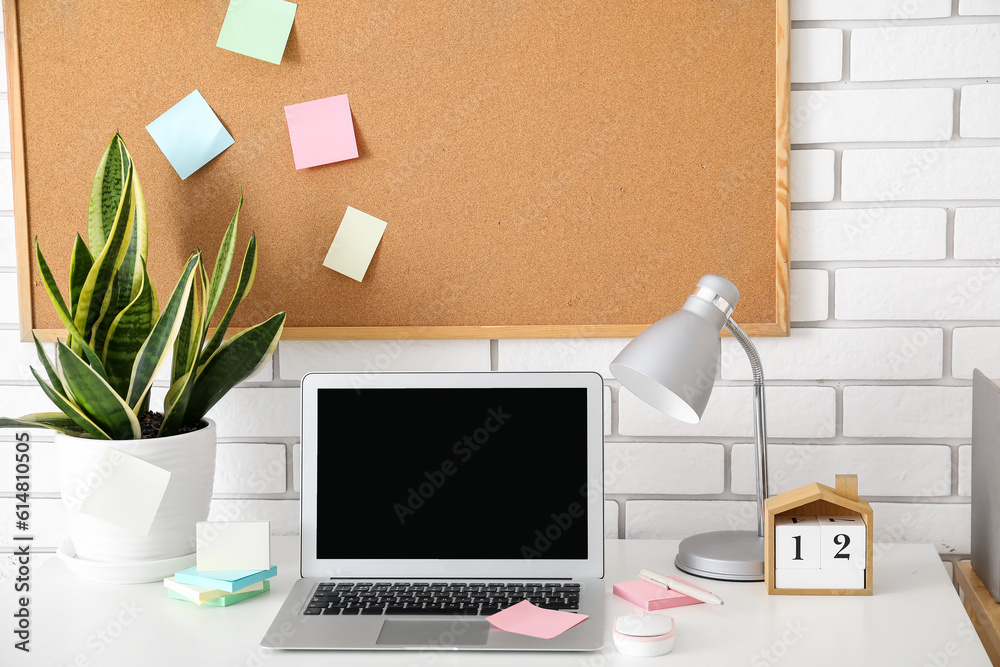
[6,0,789,342]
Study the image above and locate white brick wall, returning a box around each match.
[731,444,952,497]
[1,6,994,563]
[604,443,724,495]
[0,217,15,268]
[852,24,1000,81]
[952,208,1000,259]
[279,339,491,380]
[625,500,757,539]
[213,443,287,494]
[959,446,972,497]
[790,269,829,322]
[0,273,18,324]
[790,29,843,84]
[620,386,836,438]
[792,208,946,261]
[837,267,1000,320]
[961,85,1000,138]
[843,148,1000,202]
[721,328,943,380]
[791,0,950,21]
[843,386,971,439]
[790,89,952,144]
[961,0,1000,15]
[952,328,1000,379]
[790,149,835,203]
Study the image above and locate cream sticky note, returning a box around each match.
[322,206,387,282]
[487,600,588,640]
[284,94,359,169]
[196,521,271,572]
[78,447,171,537]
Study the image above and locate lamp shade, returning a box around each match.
[610,275,740,423]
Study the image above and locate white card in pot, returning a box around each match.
[78,446,171,537]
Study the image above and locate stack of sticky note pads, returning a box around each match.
[164,521,277,606]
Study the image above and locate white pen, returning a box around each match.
[639,568,725,606]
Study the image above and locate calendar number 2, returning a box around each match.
[833,533,851,559]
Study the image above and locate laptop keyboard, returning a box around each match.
[303,581,581,616]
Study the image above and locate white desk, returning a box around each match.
[1,538,990,666]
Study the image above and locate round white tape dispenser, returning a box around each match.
[612,613,675,657]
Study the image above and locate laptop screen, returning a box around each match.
[315,386,590,561]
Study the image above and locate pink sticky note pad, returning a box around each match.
[284,94,359,169]
[613,577,706,611]
[487,600,588,640]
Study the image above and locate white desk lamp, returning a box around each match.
[610,274,768,581]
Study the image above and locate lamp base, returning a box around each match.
[674,530,765,582]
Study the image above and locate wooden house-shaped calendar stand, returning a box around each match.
[764,474,874,596]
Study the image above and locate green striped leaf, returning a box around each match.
[125,252,200,411]
[103,259,155,397]
[199,233,257,365]
[75,165,136,342]
[87,134,124,256]
[159,369,196,438]
[204,193,241,334]
[56,341,139,440]
[78,338,109,382]
[184,311,285,427]
[132,168,148,264]
[171,266,204,387]
[68,234,93,317]
[0,413,90,437]
[35,239,88,347]
[29,367,110,440]
[32,333,65,397]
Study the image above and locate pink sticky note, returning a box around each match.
[486,600,588,640]
[613,577,705,612]
[284,94,359,169]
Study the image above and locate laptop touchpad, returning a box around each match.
[376,619,491,646]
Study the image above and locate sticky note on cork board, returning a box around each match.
[217,0,298,65]
[146,90,234,180]
[322,207,388,282]
[284,94,359,169]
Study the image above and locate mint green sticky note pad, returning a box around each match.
[217,0,298,65]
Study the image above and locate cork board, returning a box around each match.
[6,0,790,341]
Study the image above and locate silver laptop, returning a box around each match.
[262,371,605,651]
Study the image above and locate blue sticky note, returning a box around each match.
[146,90,235,180]
[174,565,278,593]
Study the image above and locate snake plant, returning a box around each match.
[0,133,285,439]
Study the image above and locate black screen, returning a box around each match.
[315,387,590,560]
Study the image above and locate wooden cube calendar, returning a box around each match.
[774,516,821,569]
[764,474,874,596]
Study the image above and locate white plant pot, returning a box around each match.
[55,419,216,582]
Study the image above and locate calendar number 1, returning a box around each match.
[792,535,804,561]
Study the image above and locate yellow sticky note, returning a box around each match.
[164,577,265,605]
[323,207,388,282]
